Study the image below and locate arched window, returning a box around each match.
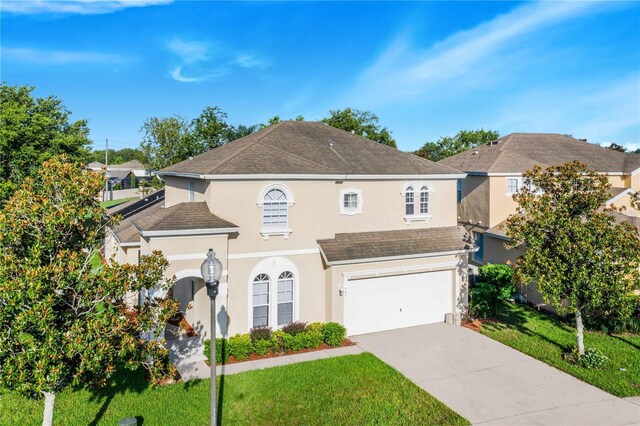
[277,271,294,325]
[252,274,270,327]
[419,185,430,214]
[263,189,288,229]
[405,185,415,216]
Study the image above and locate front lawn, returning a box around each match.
[100,197,138,209]
[0,353,468,426]
[479,302,640,397]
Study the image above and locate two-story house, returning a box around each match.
[440,133,640,275]
[106,121,475,338]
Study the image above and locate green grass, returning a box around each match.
[100,197,138,209]
[0,353,468,426]
[479,302,640,397]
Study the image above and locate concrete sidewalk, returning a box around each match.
[167,334,363,381]
[354,324,640,426]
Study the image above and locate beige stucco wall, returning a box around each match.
[630,173,640,191]
[483,234,523,265]
[164,176,208,206]
[488,176,520,228]
[458,175,490,227]
[607,174,629,188]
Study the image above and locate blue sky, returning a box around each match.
[2,0,639,153]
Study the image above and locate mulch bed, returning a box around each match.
[208,338,355,366]
[167,312,197,337]
[462,318,498,332]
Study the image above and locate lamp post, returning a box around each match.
[201,249,223,426]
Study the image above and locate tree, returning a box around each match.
[260,115,304,129]
[89,148,148,165]
[413,129,499,161]
[0,83,91,204]
[228,124,259,141]
[0,157,178,425]
[322,108,396,148]
[506,161,640,355]
[139,107,234,170]
[606,143,626,152]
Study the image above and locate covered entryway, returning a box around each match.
[344,270,453,335]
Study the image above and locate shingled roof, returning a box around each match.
[112,201,237,242]
[160,121,463,177]
[317,226,475,265]
[439,133,640,174]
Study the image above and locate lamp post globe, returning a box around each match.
[201,248,223,426]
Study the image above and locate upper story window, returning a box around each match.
[257,183,295,239]
[339,188,363,215]
[457,179,462,204]
[403,182,435,222]
[506,178,521,195]
[188,181,195,202]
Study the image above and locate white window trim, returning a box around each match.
[247,257,300,330]
[258,183,294,239]
[506,177,522,196]
[402,181,435,223]
[339,188,363,215]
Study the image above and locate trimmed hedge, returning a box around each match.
[203,321,347,363]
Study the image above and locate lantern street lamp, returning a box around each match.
[201,248,223,426]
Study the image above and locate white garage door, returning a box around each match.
[344,270,453,336]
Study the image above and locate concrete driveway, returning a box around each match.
[354,324,640,425]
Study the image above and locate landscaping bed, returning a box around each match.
[473,302,640,397]
[0,353,469,425]
[205,321,351,365]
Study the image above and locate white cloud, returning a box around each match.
[0,0,173,15]
[167,37,270,83]
[347,1,608,106]
[2,47,126,64]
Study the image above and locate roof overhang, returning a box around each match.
[319,248,476,266]
[466,171,630,177]
[606,188,637,205]
[158,171,467,180]
[136,226,239,238]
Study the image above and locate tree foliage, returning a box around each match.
[260,115,304,129]
[89,148,148,165]
[506,161,640,354]
[606,143,626,152]
[413,129,499,161]
[0,83,91,204]
[0,157,178,420]
[321,108,396,148]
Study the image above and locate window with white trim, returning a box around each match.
[188,181,195,202]
[506,178,520,195]
[263,189,288,228]
[252,274,270,327]
[403,182,435,222]
[405,186,415,215]
[277,271,294,325]
[339,188,363,215]
[419,185,429,214]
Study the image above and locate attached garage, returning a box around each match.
[344,270,454,335]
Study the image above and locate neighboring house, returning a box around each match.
[88,160,150,189]
[439,133,640,302]
[105,121,475,339]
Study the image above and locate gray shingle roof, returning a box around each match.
[160,121,462,176]
[439,133,640,174]
[317,226,475,264]
[112,200,237,243]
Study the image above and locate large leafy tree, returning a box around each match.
[506,161,640,355]
[414,129,499,161]
[0,83,91,204]
[322,108,396,148]
[0,157,178,425]
[89,147,148,165]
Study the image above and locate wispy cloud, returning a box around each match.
[346,1,609,106]
[166,37,270,83]
[2,47,126,64]
[0,0,173,15]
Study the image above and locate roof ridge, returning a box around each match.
[206,122,286,174]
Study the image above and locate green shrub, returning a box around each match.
[478,263,515,299]
[282,321,307,336]
[470,282,502,318]
[249,325,272,342]
[583,297,640,334]
[307,322,325,334]
[564,347,609,369]
[228,334,253,360]
[323,322,346,347]
[253,339,271,356]
[300,329,324,349]
[270,329,287,353]
[203,338,231,364]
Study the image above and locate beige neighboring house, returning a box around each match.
[439,133,640,300]
[105,121,475,339]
